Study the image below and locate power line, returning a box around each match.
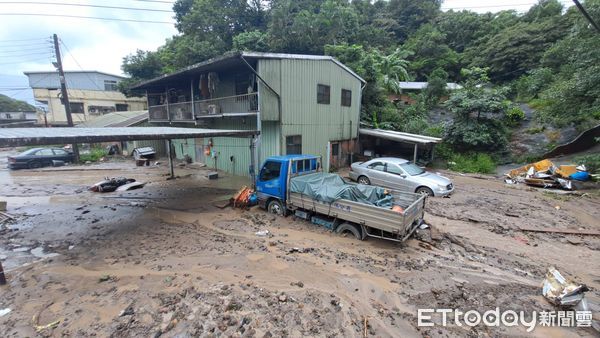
[0,13,174,24]
[0,56,52,65]
[0,41,50,48]
[130,0,174,3]
[0,51,53,58]
[0,37,50,43]
[59,39,137,121]
[443,1,572,10]
[0,46,54,54]
[0,1,172,13]
[572,0,600,33]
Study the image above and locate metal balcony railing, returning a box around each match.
[148,92,258,122]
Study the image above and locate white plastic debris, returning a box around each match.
[542,267,589,307]
[0,308,11,317]
[419,223,430,230]
[255,230,270,237]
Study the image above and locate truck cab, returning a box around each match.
[256,155,320,215]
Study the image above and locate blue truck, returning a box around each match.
[256,155,426,243]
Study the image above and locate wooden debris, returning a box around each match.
[519,226,600,236]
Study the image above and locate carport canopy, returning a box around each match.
[359,128,441,163]
[0,127,259,178]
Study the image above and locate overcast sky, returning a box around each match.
[0,0,573,105]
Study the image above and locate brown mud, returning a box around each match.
[0,149,598,337]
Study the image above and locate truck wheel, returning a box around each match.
[336,223,364,240]
[357,176,370,185]
[416,187,434,197]
[267,199,285,216]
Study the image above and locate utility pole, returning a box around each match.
[573,0,600,33]
[52,33,79,162]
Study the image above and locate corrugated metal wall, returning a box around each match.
[279,59,361,172]
[257,60,281,121]
[173,138,196,161]
[260,121,280,162]
[202,117,256,176]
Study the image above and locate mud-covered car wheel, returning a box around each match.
[28,161,41,169]
[357,176,370,185]
[416,187,434,197]
[267,199,285,216]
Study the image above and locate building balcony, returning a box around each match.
[148,93,258,123]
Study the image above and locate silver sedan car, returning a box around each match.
[349,157,454,197]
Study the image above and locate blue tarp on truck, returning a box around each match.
[289,172,393,207]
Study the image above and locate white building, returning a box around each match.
[24,71,146,125]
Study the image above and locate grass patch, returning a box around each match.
[79,148,108,163]
[575,153,600,174]
[525,126,545,134]
[448,153,497,174]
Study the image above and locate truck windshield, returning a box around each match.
[260,161,281,181]
[399,163,425,176]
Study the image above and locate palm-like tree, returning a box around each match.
[376,48,412,94]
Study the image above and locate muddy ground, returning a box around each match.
[0,148,599,337]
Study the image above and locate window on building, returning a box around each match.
[341,89,352,107]
[69,102,85,114]
[331,143,339,156]
[317,84,330,104]
[286,135,302,155]
[116,104,128,111]
[104,80,118,91]
[260,161,281,181]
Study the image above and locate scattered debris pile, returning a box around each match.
[542,267,589,308]
[89,177,145,193]
[505,159,592,190]
[232,186,257,208]
[541,267,599,332]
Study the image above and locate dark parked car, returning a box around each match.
[7,147,74,169]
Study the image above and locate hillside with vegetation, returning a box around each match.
[0,94,36,112]
[121,0,600,171]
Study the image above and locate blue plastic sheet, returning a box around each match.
[289,173,393,207]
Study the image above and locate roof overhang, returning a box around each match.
[359,128,441,145]
[0,127,258,147]
[23,70,126,79]
[132,51,365,91]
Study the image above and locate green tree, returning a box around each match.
[443,68,510,151]
[374,48,412,94]
[385,0,442,42]
[404,24,459,80]
[424,68,448,107]
[233,30,270,52]
[435,10,493,53]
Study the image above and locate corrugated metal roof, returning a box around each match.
[132,51,365,90]
[359,128,442,145]
[0,127,258,147]
[399,82,462,90]
[76,111,148,128]
[23,70,126,79]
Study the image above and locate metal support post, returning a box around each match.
[167,139,175,179]
[0,260,6,285]
[250,136,257,187]
[413,143,418,164]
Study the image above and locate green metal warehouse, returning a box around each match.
[132,51,365,176]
